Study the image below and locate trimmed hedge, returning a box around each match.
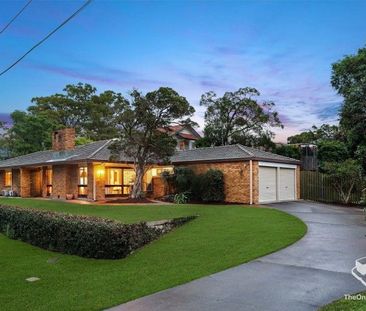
[0,205,196,259]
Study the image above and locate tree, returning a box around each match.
[110,87,195,199]
[8,110,59,156]
[287,124,341,144]
[274,144,301,160]
[317,140,349,165]
[28,83,124,140]
[200,87,282,146]
[322,159,363,204]
[0,121,11,160]
[331,46,366,170]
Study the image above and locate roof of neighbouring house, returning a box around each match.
[0,141,299,169]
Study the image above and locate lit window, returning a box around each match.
[79,167,88,185]
[4,171,12,187]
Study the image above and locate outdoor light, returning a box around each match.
[97,169,105,178]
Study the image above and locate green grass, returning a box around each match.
[0,198,306,311]
[319,292,366,311]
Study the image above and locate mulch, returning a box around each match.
[105,198,154,204]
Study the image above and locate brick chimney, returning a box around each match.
[52,128,75,151]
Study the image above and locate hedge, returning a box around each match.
[0,205,196,259]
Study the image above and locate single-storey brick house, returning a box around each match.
[0,128,300,204]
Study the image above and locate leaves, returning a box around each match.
[200,87,282,146]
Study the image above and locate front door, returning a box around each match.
[30,169,42,197]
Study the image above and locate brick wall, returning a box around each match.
[176,161,253,203]
[296,165,301,199]
[20,168,31,197]
[52,128,75,151]
[12,169,20,195]
[87,163,105,201]
[0,170,4,190]
[152,177,165,198]
[51,165,79,200]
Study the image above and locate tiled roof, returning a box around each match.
[170,144,300,164]
[0,141,299,169]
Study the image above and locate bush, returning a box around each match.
[174,192,190,204]
[174,167,195,193]
[0,205,195,259]
[200,169,225,202]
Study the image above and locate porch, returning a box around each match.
[0,163,172,201]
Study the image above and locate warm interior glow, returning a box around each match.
[97,168,105,178]
[4,171,12,187]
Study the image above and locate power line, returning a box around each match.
[0,0,33,34]
[0,0,92,77]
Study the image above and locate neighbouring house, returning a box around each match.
[0,128,300,204]
[159,124,201,150]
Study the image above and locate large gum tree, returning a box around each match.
[110,87,195,199]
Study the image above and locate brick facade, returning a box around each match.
[152,177,166,198]
[20,168,31,197]
[52,128,75,151]
[176,161,254,203]
[12,169,21,195]
[0,170,4,190]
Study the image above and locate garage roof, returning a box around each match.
[170,144,300,164]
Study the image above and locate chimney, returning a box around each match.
[52,128,75,151]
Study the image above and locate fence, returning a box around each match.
[300,171,364,205]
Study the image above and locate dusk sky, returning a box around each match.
[0,0,365,142]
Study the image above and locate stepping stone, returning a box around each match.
[26,277,40,282]
[47,257,59,264]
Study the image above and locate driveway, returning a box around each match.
[108,201,366,311]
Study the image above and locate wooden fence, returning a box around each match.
[300,171,364,205]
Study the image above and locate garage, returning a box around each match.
[259,162,297,203]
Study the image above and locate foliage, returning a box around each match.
[287,124,341,144]
[274,144,301,160]
[231,132,276,150]
[200,87,282,146]
[174,192,190,204]
[0,204,194,259]
[75,136,94,146]
[7,110,60,156]
[200,169,225,202]
[0,205,160,259]
[110,87,195,198]
[173,167,196,193]
[29,83,124,140]
[0,198,306,311]
[331,46,366,171]
[322,159,363,204]
[317,140,349,165]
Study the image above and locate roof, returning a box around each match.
[159,124,201,140]
[0,140,133,169]
[170,144,300,164]
[0,141,299,169]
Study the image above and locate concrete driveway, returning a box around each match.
[109,201,366,311]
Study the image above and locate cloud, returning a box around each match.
[25,62,167,89]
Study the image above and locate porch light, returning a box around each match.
[97,168,105,178]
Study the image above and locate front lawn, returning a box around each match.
[0,198,306,311]
[319,292,366,311]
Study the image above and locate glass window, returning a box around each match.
[79,167,88,185]
[5,171,12,187]
[106,168,122,185]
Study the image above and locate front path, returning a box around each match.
[109,201,366,311]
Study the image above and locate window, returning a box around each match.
[46,168,52,196]
[4,171,12,187]
[78,167,88,197]
[105,168,135,196]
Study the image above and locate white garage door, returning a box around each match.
[259,167,277,203]
[279,168,295,201]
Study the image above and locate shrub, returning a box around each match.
[174,167,195,193]
[200,169,225,202]
[174,192,190,204]
[0,205,195,259]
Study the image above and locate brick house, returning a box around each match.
[0,128,300,204]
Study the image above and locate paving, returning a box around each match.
[108,201,366,311]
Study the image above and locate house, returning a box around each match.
[0,128,300,204]
[159,124,201,150]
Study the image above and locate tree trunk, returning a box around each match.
[131,164,145,199]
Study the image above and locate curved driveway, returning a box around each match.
[109,201,366,311]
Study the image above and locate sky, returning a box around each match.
[0,0,365,142]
